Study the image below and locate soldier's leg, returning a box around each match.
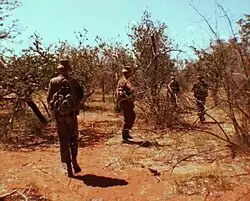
[56,117,71,164]
[196,98,205,123]
[125,106,135,139]
[120,104,132,140]
[201,99,206,122]
[69,114,81,173]
[57,126,73,177]
[128,107,136,130]
[56,116,74,177]
[131,109,136,129]
[170,94,177,108]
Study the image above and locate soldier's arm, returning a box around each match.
[126,80,135,94]
[167,81,174,93]
[47,80,53,104]
[191,84,195,92]
[75,81,84,102]
[176,82,180,94]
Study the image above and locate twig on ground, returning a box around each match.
[131,132,165,153]
[205,112,231,142]
[0,189,17,199]
[16,190,28,201]
[235,189,250,201]
[17,141,49,148]
[170,154,198,173]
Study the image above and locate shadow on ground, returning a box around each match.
[1,121,114,151]
[78,127,114,147]
[122,140,163,148]
[72,174,128,188]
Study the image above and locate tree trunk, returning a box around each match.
[26,100,47,123]
[101,77,105,102]
[151,34,159,105]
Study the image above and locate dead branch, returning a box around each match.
[190,126,239,148]
[16,190,28,201]
[170,154,198,173]
[0,189,17,199]
[217,3,250,81]
[189,2,219,39]
[205,112,232,142]
[235,189,250,201]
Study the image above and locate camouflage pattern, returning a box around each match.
[191,78,209,122]
[117,75,136,140]
[167,76,180,106]
[47,74,83,163]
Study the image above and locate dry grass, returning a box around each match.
[1,91,250,200]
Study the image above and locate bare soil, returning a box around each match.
[1,96,250,201]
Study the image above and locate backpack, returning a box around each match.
[51,79,75,116]
[193,82,208,98]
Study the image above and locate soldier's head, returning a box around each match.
[197,75,203,81]
[170,73,176,80]
[122,65,132,78]
[57,59,71,76]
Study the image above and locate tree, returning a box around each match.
[190,13,250,148]
[97,40,134,108]
[0,0,21,50]
[128,11,180,128]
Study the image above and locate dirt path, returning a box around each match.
[1,100,250,201]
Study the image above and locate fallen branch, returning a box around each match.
[38,98,51,119]
[205,112,232,142]
[170,154,198,173]
[16,190,28,201]
[0,189,17,199]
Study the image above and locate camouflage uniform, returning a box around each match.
[191,76,209,123]
[167,75,180,107]
[117,66,136,141]
[47,59,83,176]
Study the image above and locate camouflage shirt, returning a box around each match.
[191,81,209,98]
[168,80,180,95]
[117,76,135,102]
[47,75,83,114]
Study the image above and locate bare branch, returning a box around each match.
[189,2,219,39]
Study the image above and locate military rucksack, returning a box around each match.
[51,79,75,116]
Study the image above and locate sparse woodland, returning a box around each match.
[0,1,250,200]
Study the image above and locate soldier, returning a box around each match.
[191,75,209,123]
[47,59,84,177]
[167,73,180,107]
[117,66,136,141]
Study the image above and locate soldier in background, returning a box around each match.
[191,75,209,123]
[167,73,180,107]
[47,59,84,177]
[117,66,136,141]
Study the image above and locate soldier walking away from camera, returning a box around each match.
[167,73,180,107]
[117,66,136,142]
[47,59,84,177]
[191,75,209,123]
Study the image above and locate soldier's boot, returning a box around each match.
[66,162,74,177]
[199,114,205,123]
[72,158,81,174]
[122,129,133,141]
[70,139,81,174]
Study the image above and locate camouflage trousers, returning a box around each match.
[55,113,79,164]
[168,93,178,108]
[195,97,206,122]
[120,102,136,135]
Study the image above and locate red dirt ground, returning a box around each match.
[1,98,250,201]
